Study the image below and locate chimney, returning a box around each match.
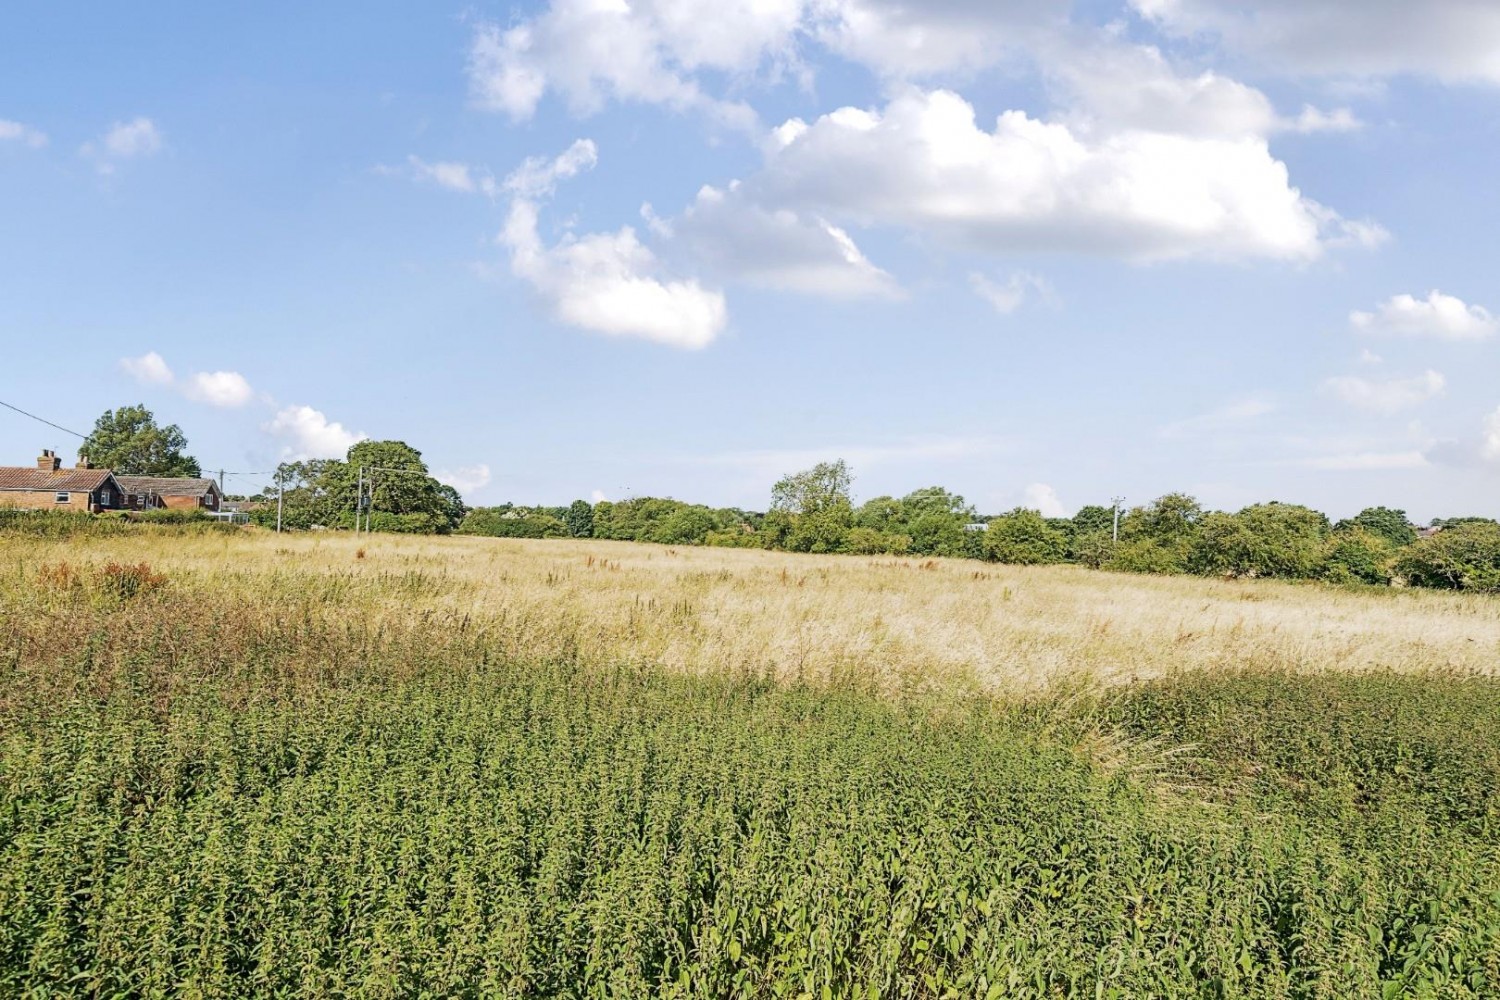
[75,453,91,470]
[36,449,60,472]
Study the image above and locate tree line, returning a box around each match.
[458,459,1500,594]
[65,406,1500,593]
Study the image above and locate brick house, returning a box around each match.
[0,450,127,513]
[114,475,223,512]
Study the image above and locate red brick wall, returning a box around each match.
[0,490,100,513]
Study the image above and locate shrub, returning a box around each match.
[984,509,1067,565]
[1322,527,1395,585]
[1398,522,1500,591]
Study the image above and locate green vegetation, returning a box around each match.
[80,403,201,477]
[0,560,1495,998]
[254,440,465,534]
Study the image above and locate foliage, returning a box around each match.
[459,505,568,539]
[80,404,201,476]
[770,460,856,553]
[1398,522,1500,592]
[565,499,595,538]
[1323,527,1396,585]
[1336,506,1418,548]
[1072,504,1115,537]
[1190,503,1330,579]
[984,508,1068,565]
[256,442,462,534]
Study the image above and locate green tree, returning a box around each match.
[1398,522,1500,591]
[984,509,1068,565]
[1335,507,1417,547]
[770,460,854,553]
[1323,527,1395,585]
[1190,503,1330,579]
[565,500,595,538]
[81,404,201,476]
[1072,505,1114,536]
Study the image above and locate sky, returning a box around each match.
[2,1,1498,520]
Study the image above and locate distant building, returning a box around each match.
[0,450,127,513]
[115,475,223,512]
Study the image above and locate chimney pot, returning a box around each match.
[37,449,60,472]
[75,453,91,470]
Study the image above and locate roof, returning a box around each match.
[0,467,118,492]
[114,475,220,497]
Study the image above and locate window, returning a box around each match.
[54,492,69,504]
[101,490,113,506]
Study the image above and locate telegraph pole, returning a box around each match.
[275,468,284,533]
[355,466,365,533]
[1111,496,1125,543]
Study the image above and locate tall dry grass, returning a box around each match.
[4,529,1497,692]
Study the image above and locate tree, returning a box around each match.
[1398,522,1500,591]
[1072,505,1114,536]
[770,460,854,553]
[984,509,1068,565]
[1336,507,1416,548]
[565,500,595,538]
[81,404,201,476]
[1190,503,1330,579]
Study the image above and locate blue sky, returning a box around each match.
[3,1,1498,519]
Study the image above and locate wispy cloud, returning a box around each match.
[82,117,162,173]
[0,118,48,148]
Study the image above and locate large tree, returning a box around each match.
[259,441,464,533]
[768,460,854,553]
[81,404,201,476]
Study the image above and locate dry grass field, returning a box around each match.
[7,527,1498,691]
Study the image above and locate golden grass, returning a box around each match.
[5,528,1499,691]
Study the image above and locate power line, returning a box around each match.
[0,398,86,439]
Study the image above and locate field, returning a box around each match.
[1,526,1498,997]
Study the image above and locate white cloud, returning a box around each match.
[1304,450,1429,471]
[1483,407,1500,463]
[263,405,367,461]
[120,351,175,386]
[1023,482,1068,517]
[120,352,257,408]
[1286,105,1362,134]
[1130,0,1500,83]
[1358,348,1384,365]
[0,119,48,148]
[1321,370,1445,413]
[1350,290,1497,341]
[500,143,727,349]
[748,89,1372,262]
[182,371,255,408]
[670,182,900,298]
[405,156,497,197]
[590,489,610,503]
[503,138,599,198]
[467,7,763,129]
[82,117,162,173]
[811,0,1065,78]
[969,270,1051,314]
[437,464,492,495]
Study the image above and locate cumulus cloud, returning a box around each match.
[747,89,1372,263]
[1350,290,1497,341]
[264,405,367,460]
[120,351,175,386]
[500,142,728,349]
[0,118,48,148]
[1321,370,1446,413]
[437,464,492,495]
[1129,0,1500,83]
[669,182,899,298]
[1023,482,1068,517]
[969,270,1052,314]
[503,138,600,198]
[82,117,162,172]
[120,352,256,408]
[182,371,255,408]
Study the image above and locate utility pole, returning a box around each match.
[275,468,284,533]
[1111,496,1125,543]
[218,468,225,497]
[356,466,365,533]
